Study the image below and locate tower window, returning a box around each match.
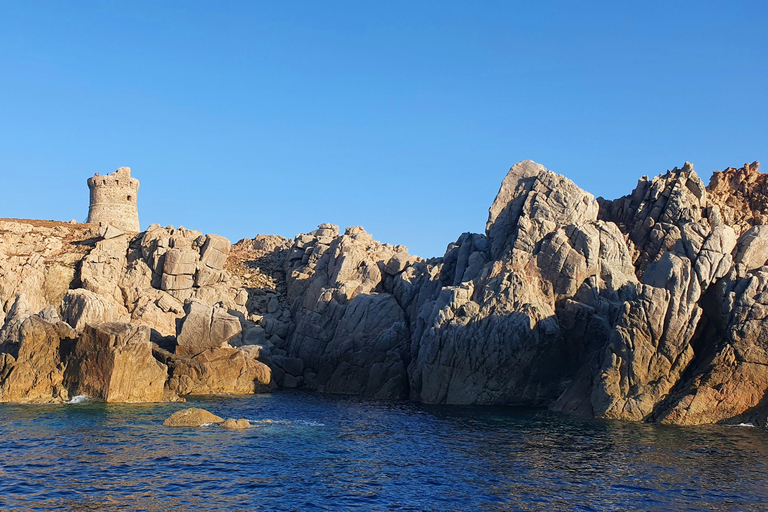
[127,195,133,201]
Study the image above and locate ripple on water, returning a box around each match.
[0,393,767,510]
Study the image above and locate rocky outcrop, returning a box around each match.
[4,158,768,429]
[706,161,766,236]
[0,315,75,403]
[0,218,286,402]
[282,224,419,399]
[486,160,599,262]
[163,346,273,396]
[64,323,168,402]
[273,158,768,428]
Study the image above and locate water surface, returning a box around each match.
[0,392,767,511]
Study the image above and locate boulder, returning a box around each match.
[175,302,242,356]
[163,407,223,427]
[0,316,75,403]
[80,236,129,301]
[60,289,129,332]
[166,347,273,395]
[200,234,230,271]
[220,418,250,429]
[163,248,198,276]
[65,322,168,402]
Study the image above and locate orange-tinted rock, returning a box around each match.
[162,407,223,427]
[0,316,75,403]
[65,322,168,402]
[166,347,273,396]
[707,161,766,236]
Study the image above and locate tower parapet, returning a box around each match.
[87,167,140,231]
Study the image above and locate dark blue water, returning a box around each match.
[0,392,767,511]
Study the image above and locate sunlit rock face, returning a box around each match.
[0,214,286,402]
[276,159,768,428]
[2,160,768,427]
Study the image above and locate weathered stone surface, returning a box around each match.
[598,162,708,275]
[707,161,766,236]
[163,407,223,427]
[734,225,768,274]
[0,220,93,316]
[486,160,599,262]
[61,289,129,332]
[161,273,195,291]
[652,263,768,426]
[175,302,242,356]
[283,225,419,399]
[80,236,129,301]
[200,234,230,271]
[65,322,168,402]
[0,316,75,403]
[163,248,198,276]
[165,347,273,395]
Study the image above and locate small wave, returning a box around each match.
[296,420,325,427]
[737,422,755,428]
[247,419,325,427]
[66,395,91,404]
[199,422,215,427]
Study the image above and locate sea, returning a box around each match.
[0,391,766,511]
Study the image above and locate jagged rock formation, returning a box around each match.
[707,161,766,236]
[0,219,282,403]
[273,159,768,428]
[280,224,419,397]
[2,159,768,430]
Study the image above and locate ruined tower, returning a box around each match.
[86,167,140,231]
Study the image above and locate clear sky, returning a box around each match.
[1,1,766,257]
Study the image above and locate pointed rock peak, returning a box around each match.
[485,160,598,261]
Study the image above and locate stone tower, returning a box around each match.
[87,167,140,231]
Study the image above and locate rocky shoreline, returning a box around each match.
[1,160,767,428]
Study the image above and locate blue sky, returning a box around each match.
[1,1,765,257]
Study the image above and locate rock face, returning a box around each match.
[0,315,75,403]
[271,159,768,428]
[175,301,242,356]
[706,161,766,236]
[164,347,273,396]
[3,159,768,429]
[65,323,168,402]
[281,224,418,399]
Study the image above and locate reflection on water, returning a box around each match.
[0,392,767,511]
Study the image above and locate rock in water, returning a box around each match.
[220,418,250,429]
[0,316,76,403]
[163,407,223,427]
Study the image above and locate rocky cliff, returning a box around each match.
[1,160,767,428]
